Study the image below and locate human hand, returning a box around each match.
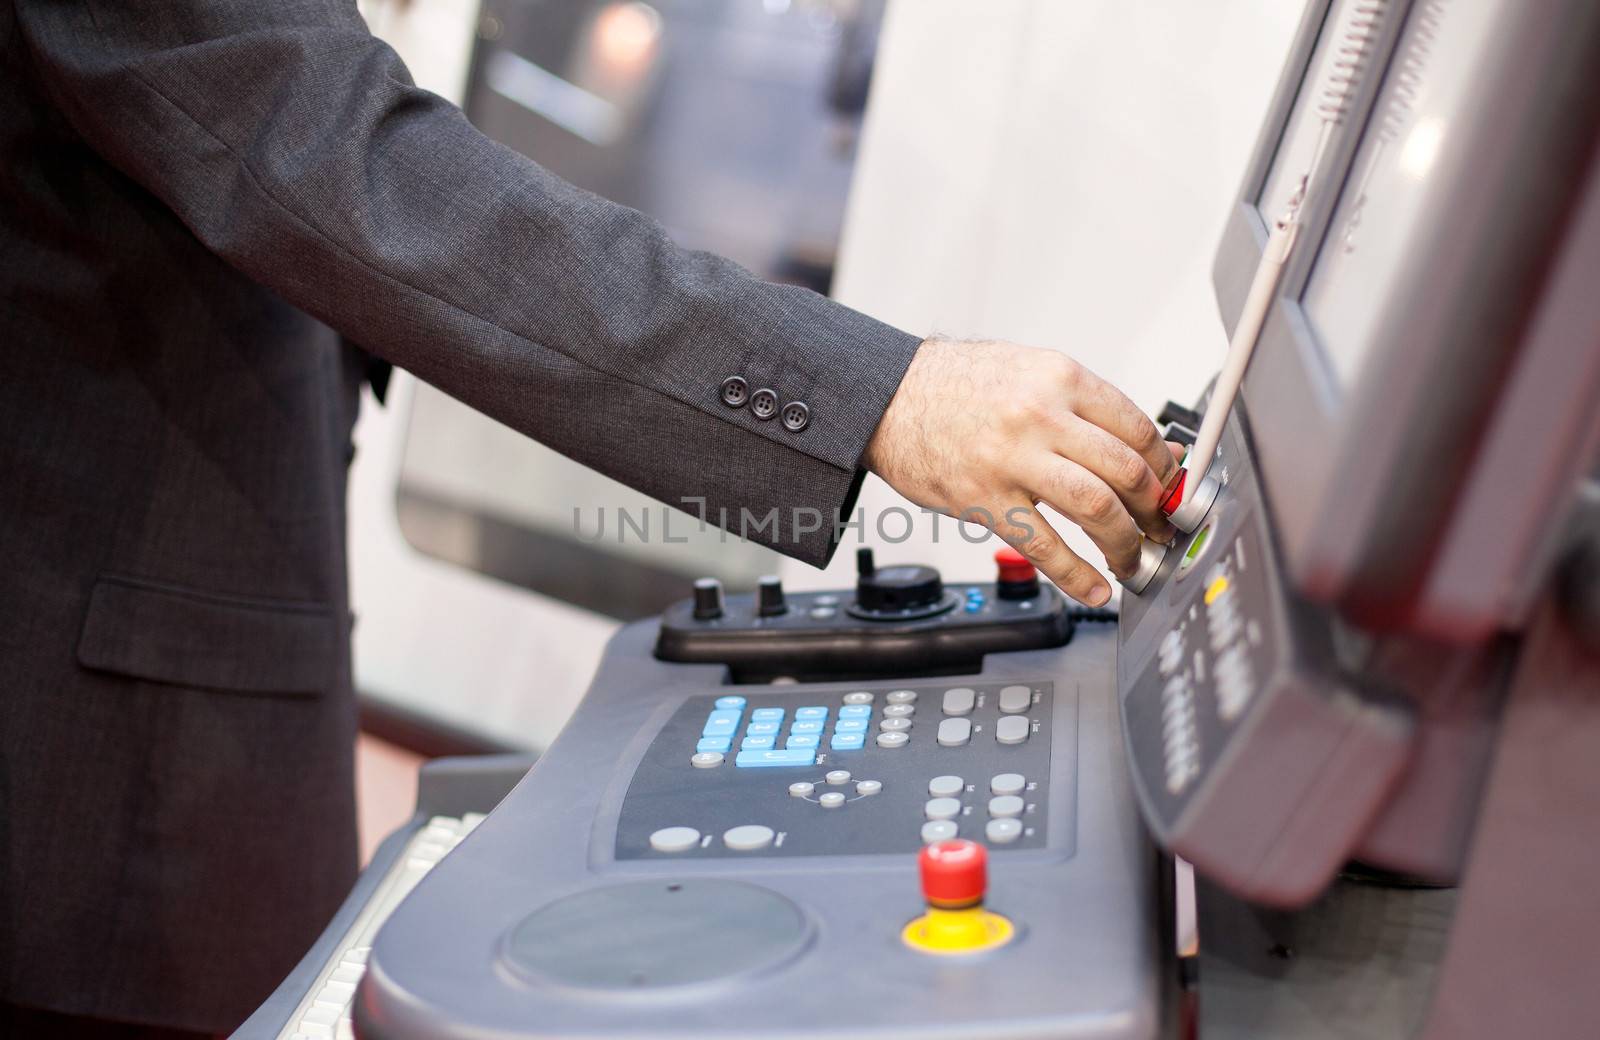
[863,337,1181,606]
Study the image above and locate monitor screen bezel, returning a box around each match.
[1211,0,1600,635]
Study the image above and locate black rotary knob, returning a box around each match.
[757,575,787,617]
[852,548,946,618]
[692,577,724,620]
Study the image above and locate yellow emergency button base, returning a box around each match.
[902,905,1015,955]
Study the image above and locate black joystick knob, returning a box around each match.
[855,561,945,616]
[692,577,724,620]
[757,575,787,617]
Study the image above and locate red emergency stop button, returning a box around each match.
[994,547,1040,600]
[920,839,987,909]
[1159,469,1187,517]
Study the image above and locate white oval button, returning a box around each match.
[988,795,1025,818]
[990,773,1026,796]
[649,827,701,853]
[986,818,1023,845]
[723,825,775,851]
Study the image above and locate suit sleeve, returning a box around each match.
[15,0,922,566]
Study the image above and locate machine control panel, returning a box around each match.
[1117,400,1416,906]
[654,550,1072,679]
[352,602,1161,1039]
[616,680,1057,859]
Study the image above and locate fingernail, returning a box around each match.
[1152,522,1178,544]
[1087,584,1111,607]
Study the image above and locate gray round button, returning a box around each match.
[825,770,852,785]
[886,689,918,704]
[809,606,837,620]
[723,825,775,851]
[719,376,749,408]
[876,731,909,749]
[883,703,915,718]
[921,820,959,844]
[855,780,882,796]
[879,717,912,732]
[990,773,1026,797]
[691,752,724,768]
[842,690,873,704]
[989,795,1025,818]
[925,797,962,821]
[780,401,810,432]
[815,595,841,607]
[788,782,815,798]
[928,775,965,798]
[649,827,701,853]
[750,388,778,420]
[986,818,1023,845]
[819,792,845,809]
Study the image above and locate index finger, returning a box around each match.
[1070,366,1181,488]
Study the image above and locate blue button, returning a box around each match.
[750,708,785,722]
[789,719,824,734]
[786,733,820,749]
[702,710,742,736]
[838,705,872,719]
[829,733,865,751]
[745,721,780,736]
[697,736,732,753]
[735,749,817,768]
[795,706,828,720]
[741,735,775,750]
[965,601,982,613]
[715,695,747,710]
[834,718,868,733]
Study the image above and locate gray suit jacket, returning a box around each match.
[0,0,919,1030]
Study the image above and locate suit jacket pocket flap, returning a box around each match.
[77,576,339,695]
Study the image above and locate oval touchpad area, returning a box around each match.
[503,880,809,990]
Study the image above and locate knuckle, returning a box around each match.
[1000,397,1037,432]
[1052,353,1083,386]
[1057,565,1100,598]
[1108,445,1150,492]
[1019,532,1059,563]
[1081,485,1122,526]
[1133,417,1165,455]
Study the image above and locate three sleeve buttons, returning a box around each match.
[719,376,809,433]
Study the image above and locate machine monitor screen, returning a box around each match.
[1255,0,1397,232]
[1302,0,1505,391]
[1207,0,1600,631]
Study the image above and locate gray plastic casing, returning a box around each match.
[354,621,1170,1039]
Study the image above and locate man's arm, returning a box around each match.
[20,1,1183,603]
[17,0,919,566]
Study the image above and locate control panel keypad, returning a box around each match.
[616,681,1060,860]
[1124,523,1277,811]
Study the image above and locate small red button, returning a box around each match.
[1159,469,1187,516]
[920,839,987,908]
[993,547,1036,585]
